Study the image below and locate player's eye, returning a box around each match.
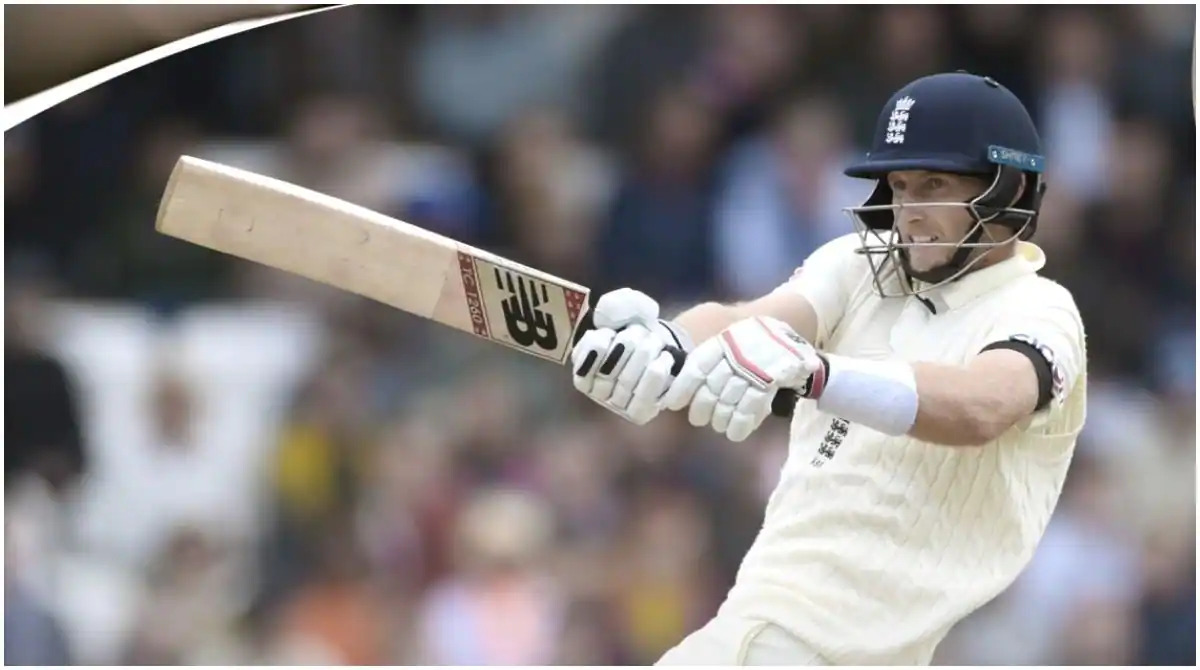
[889,179,906,192]
[926,177,947,191]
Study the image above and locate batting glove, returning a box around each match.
[571,288,692,424]
[662,316,826,441]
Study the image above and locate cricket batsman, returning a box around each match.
[571,72,1087,665]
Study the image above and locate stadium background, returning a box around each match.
[5,5,1195,665]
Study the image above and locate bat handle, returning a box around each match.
[771,388,800,419]
[662,346,797,419]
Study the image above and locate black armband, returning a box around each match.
[981,337,1055,411]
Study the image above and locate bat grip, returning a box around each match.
[662,346,797,419]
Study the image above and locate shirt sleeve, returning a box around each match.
[980,280,1086,414]
[772,234,869,347]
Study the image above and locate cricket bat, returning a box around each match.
[154,155,798,417]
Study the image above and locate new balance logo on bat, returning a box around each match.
[457,252,587,364]
[496,268,559,351]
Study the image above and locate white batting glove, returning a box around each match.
[571,288,692,424]
[662,316,825,442]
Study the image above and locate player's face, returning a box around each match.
[887,170,987,273]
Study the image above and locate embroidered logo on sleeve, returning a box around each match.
[1011,334,1067,405]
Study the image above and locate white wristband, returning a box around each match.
[814,354,919,436]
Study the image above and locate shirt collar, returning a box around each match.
[922,242,1046,312]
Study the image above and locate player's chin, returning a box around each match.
[906,250,948,273]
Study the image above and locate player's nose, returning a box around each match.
[895,204,924,232]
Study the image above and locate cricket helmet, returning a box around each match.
[842,71,1047,296]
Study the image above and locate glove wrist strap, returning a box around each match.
[799,353,830,399]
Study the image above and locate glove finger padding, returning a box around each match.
[625,350,677,423]
[662,338,723,411]
[609,327,667,410]
[717,373,750,405]
[726,387,773,442]
[710,373,750,434]
[589,324,648,403]
[688,384,721,427]
[572,327,617,395]
[710,399,735,434]
[690,362,732,427]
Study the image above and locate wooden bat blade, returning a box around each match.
[155,155,590,364]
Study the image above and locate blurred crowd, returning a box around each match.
[5,5,1195,666]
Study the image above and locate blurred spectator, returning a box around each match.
[948,6,1034,104]
[529,421,622,543]
[5,126,41,252]
[265,520,389,665]
[555,599,623,664]
[412,6,629,147]
[712,94,872,298]
[5,277,81,666]
[871,6,951,91]
[609,485,720,664]
[597,85,719,304]
[8,87,145,282]
[1074,117,1180,381]
[260,349,373,603]
[1036,9,1117,203]
[274,7,392,107]
[5,260,87,495]
[590,5,806,150]
[74,118,229,305]
[583,7,707,147]
[357,415,460,594]
[1116,6,1196,170]
[687,5,807,145]
[836,6,952,146]
[72,316,302,576]
[4,576,74,665]
[491,107,616,284]
[413,488,565,665]
[280,93,391,202]
[1136,526,1197,665]
[121,528,242,664]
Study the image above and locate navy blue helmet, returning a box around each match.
[843,72,1047,295]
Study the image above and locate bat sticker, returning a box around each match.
[458,253,586,363]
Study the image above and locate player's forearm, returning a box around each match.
[907,361,1033,446]
[810,351,1038,447]
[671,289,822,348]
[671,301,751,349]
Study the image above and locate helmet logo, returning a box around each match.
[885,96,915,145]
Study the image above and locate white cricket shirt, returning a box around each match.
[717,234,1088,665]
